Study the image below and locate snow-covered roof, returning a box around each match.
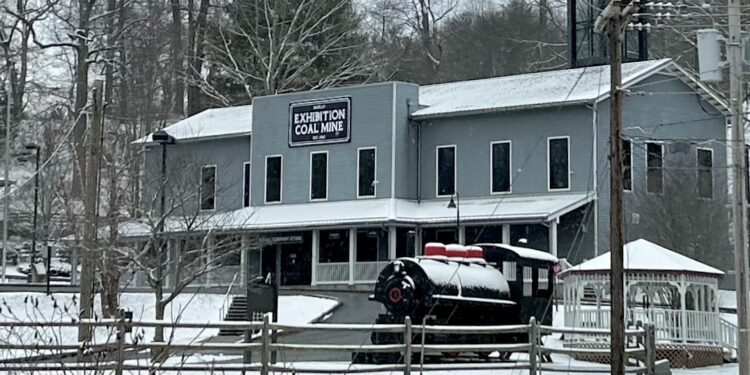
[475,243,559,262]
[560,238,724,277]
[119,192,593,237]
[134,105,252,143]
[413,59,728,119]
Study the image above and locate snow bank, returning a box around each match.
[0,292,337,361]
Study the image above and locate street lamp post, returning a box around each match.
[447,192,460,244]
[25,144,40,278]
[151,130,175,290]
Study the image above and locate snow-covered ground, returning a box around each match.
[0,292,338,361]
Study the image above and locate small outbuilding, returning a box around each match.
[558,239,734,367]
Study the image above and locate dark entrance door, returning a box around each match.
[261,232,312,286]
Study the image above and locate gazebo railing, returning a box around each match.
[568,308,720,344]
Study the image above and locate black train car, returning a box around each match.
[475,243,558,326]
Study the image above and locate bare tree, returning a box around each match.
[201,0,377,104]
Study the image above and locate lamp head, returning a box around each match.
[152,130,176,144]
[447,195,457,209]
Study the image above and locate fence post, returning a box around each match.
[261,314,270,375]
[404,316,412,375]
[115,316,125,375]
[420,316,427,375]
[645,323,655,375]
[529,317,537,375]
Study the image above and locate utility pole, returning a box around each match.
[1,77,10,283]
[78,79,103,342]
[608,0,625,374]
[728,0,750,369]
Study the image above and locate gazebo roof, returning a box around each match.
[560,239,724,277]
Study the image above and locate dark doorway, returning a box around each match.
[261,232,312,286]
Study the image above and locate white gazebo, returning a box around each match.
[558,239,731,367]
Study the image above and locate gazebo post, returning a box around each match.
[680,274,688,344]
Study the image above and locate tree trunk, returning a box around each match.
[72,0,93,199]
[186,0,209,116]
[170,0,185,116]
[417,0,438,83]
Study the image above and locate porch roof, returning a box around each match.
[120,192,594,238]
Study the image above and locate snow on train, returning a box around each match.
[359,242,559,362]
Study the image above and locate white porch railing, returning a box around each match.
[316,262,349,283]
[354,261,390,282]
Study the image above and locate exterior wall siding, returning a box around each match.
[250,82,419,205]
[142,136,252,214]
[418,106,596,200]
[596,73,731,276]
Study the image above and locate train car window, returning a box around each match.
[523,266,533,296]
[538,268,549,290]
[502,261,517,281]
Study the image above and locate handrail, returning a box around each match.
[218,271,240,319]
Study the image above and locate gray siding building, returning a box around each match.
[133,59,732,287]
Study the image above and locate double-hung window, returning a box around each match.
[200,165,216,210]
[310,151,328,201]
[491,141,511,193]
[548,137,570,190]
[265,155,282,203]
[646,142,664,194]
[358,147,376,198]
[242,162,251,207]
[436,145,456,197]
[697,148,713,199]
[623,139,633,191]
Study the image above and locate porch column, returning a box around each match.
[388,227,397,260]
[165,238,174,288]
[501,224,510,244]
[458,225,465,244]
[240,234,248,285]
[172,238,181,287]
[311,230,319,286]
[549,219,558,257]
[348,228,356,285]
[415,227,423,256]
[206,234,215,286]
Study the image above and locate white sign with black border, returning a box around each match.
[289,97,351,147]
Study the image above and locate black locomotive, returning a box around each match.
[361,242,557,361]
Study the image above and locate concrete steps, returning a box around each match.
[219,296,249,336]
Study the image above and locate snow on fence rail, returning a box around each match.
[0,316,660,375]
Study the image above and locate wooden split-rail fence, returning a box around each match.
[0,315,664,374]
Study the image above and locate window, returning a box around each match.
[538,268,549,290]
[436,145,456,196]
[243,162,251,207]
[491,141,511,193]
[319,229,349,263]
[310,151,328,201]
[548,137,570,190]
[358,148,376,198]
[623,139,632,191]
[697,148,713,199]
[646,143,663,194]
[200,165,216,210]
[503,261,517,281]
[265,155,282,203]
[523,266,533,296]
[356,229,388,262]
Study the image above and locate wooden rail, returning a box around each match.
[0,314,659,375]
